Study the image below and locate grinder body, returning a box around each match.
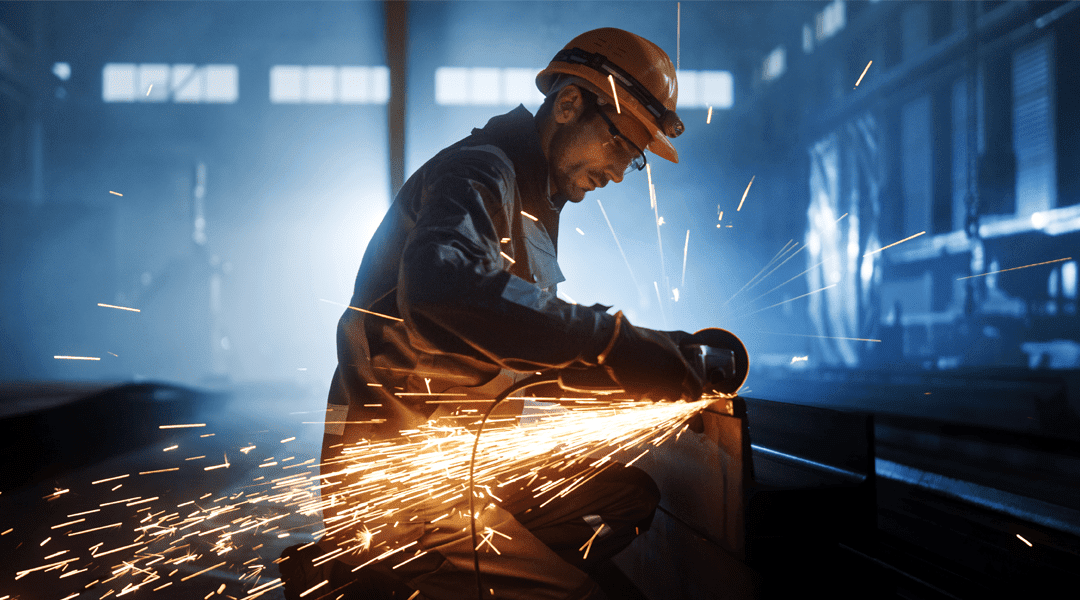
[557,327,749,398]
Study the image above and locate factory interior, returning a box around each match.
[1,1,1079,598]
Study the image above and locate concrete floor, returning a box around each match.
[1,383,329,600]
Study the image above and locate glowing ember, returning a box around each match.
[854,60,872,88]
[608,74,621,114]
[737,176,754,212]
[956,257,1072,281]
[98,303,141,312]
[864,231,925,257]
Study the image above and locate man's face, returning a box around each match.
[547,90,653,203]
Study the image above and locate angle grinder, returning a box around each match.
[557,327,749,398]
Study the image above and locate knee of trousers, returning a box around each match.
[618,466,661,525]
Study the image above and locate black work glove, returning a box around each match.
[599,312,705,402]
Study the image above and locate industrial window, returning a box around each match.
[1012,37,1056,217]
[102,64,238,103]
[269,65,389,104]
[434,67,733,110]
[762,46,786,82]
[674,70,734,109]
[434,67,544,106]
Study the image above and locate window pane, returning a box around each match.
[436,67,469,105]
[270,66,304,103]
[468,68,500,105]
[102,63,136,102]
[504,68,544,106]
[205,64,238,103]
[339,66,369,103]
[700,71,734,109]
[305,66,336,103]
[171,64,202,103]
[370,66,390,104]
[676,70,699,108]
[138,64,169,102]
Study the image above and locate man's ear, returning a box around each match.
[553,84,586,125]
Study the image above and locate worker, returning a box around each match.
[280,28,703,600]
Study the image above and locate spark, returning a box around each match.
[648,164,668,297]
[180,560,228,582]
[163,445,178,452]
[724,240,797,307]
[67,522,122,536]
[854,60,872,88]
[92,474,129,485]
[107,351,119,357]
[240,445,256,454]
[764,331,881,343]
[98,303,140,312]
[836,212,848,223]
[201,433,215,437]
[790,356,808,364]
[520,210,538,221]
[739,283,837,317]
[707,106,713,124]
[146,84,153,96]
[747,244,806,295]
[159,423,206,429]
[681,229,689,289]
[596,198,641,292]
[500,251,516,264]
[1017,534,1033,547]
[676,1,681,71]
[500,237,510,243]
[737,176,754,211]
[750,260,827,304]
[864,231,925,257]
[109,191,123,196]
[576,228,584,235]
[956,257,1072,280]
[654,282,668,328]
[40,536,51,545]
[407,592,422,600]
[319,298,403,322]
[186,455,205,460]
[281,437,296,443]
[68,509,100,517]
[54,355,99,361]
[299,580,328,597]
[579,524,606,560]
[608,74,620,113]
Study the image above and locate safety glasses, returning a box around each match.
[596,107,647,175]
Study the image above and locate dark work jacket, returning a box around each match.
[322,104,618,465]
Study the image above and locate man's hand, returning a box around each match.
[600,314,705,402]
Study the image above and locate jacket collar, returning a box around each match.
[470,105,566,250]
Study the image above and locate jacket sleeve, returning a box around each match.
[398,149,617,373]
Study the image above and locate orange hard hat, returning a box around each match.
[536,27,684,163]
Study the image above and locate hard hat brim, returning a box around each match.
[537,65,679,164]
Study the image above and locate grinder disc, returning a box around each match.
[692,327,749,395]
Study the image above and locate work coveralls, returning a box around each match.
[315,106,659,599]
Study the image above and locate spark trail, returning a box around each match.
[8,395,719,598]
